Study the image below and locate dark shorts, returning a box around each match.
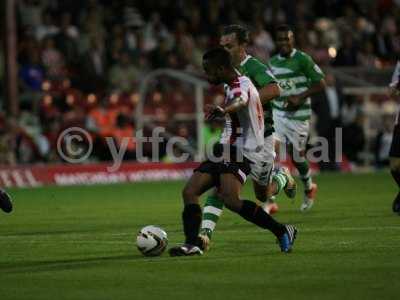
[194,143,251,186]
[389,124,400,158]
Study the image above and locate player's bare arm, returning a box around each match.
[258,83,281,104]
[206,96,247,118]
[286,79,326,108]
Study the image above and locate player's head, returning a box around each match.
[202,47,233,85]
[220,24,249,66]
[276,24,295,57]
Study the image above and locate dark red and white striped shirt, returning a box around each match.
[220,76,264,152]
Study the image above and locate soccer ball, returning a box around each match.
[136,225,168,256]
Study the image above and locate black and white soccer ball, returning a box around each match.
[136,225,168,256]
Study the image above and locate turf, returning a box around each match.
[0,171,399,300]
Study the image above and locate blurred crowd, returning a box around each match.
[0,0,399,166]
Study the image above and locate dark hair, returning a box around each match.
[276,24,292,33]
[203,47,232,68]
[222,24,250,45]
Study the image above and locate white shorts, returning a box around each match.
[273,115,309,152]
[244,135,275,186]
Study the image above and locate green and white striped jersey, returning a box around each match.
[238,55,277,136]
[269,49,324,121]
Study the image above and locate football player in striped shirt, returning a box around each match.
[269,24,326,211]
[169,48,297,256]
[198,25,297,250]
[389,60,400,214]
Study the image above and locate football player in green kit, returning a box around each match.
[269,24,326,212]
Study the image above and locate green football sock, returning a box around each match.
[200,195,224,239]
[294,160,312,190]
[272,171,288,195]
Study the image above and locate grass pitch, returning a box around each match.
[0,172,399,300]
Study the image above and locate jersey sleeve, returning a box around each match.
[301,53,325,83]
[230,79,250,105]
[251,61,277,88]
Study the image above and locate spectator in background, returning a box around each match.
[54,15,79,66]
[86,97,118,138]
[59,12,80,40]
[78,36,107,93]
[35,10,59,41]
[142,12,171,52]
[108,51,139,93]
[149,37,173,69]
[375,16,400,60]
[0,117,17,165]
[250,19,275,62]
[18,0,43,28]
[357,40,380,67]
[19,103,50,160]
[86,97,118,161]
[341,96,366,165]
[107,24,126,63]
[176,123,196,150]
[374,110,395,168]
[42,117,62,162]
[19,47,44,92]
[191,35,209,71]
[78,0,105,30]
[112,113,136,160]
[41,37,65,79]
[334,33,359,66]
[1,117,40,164]
[312,73,343,170]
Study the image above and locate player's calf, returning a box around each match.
[170,172,214,256]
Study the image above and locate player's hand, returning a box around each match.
[287,95,302,106]
[205,104,225,121]
[285,95,302,111]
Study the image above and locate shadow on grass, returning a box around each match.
[0,254,145,274]
[0,250,281,275]
[0,229,98,237]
